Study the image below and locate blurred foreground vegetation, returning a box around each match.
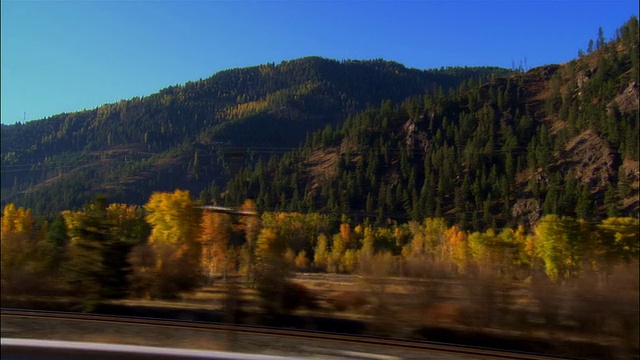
[1,190,638,358]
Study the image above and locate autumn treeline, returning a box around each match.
[1,189,638,302]
[255,210,638,282]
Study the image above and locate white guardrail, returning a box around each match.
[1,338,302,360]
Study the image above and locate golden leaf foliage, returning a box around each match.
[361,226,375,256]
[238,199,261,281]
[145,189,201,248]
[442,225,469,273]
[106,203,140,228]
[6,188,640,300]
[294,250,309,270]
[256,227,282,262]
[328,234,347,273]
[284,248,297,267]
[313,234,330,270]
[405,218,448,258]
[239,199,260,243]
[339,223,352,246]
[1,204,50,286]
[342,249,358,273]
[596,217,639,261]
[199,212,232,281]
[132,190,202,298]
[468,229,499,272]
[261,212,329,254]
[533,215,587,280]
[1,203,34,236]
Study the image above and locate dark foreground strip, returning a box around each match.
[1,308,583,360]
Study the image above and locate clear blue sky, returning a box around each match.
[1,1,637,125]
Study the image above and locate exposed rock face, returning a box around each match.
[561,130,616,191]
[403,119,416,147]
[614,81,639,113]
[620,158,640,214]
[402,118,430,154]
[512,198,541,228]
[621,158,640,184]
[305,147,339,191]
[576,68,594,92]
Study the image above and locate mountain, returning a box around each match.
[220,17,639,230]
[2,17,638,229]
[1,57,506,213]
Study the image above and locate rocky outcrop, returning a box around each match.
[561,130,616,191]
[614,81,639,113]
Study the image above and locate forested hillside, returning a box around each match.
[1,57,505,213]
[221,17,639,230]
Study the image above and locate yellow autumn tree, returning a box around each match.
[342,249,358,273]
[1,204,51,293]
[402,218,448,277]
[131,190,202,298]
[328,234,347,273]
[1,204,34,235]
[284,248,297,267]
[106,203,138,223]
[199,212,232,283]
[238,199,260,283]
[591,217,640,280]
[357,225,376,274]
[256,227,284,264]
[596,217,639,262]
[404,218,448,258]
[468,229,499,275]
[442,225,469,273]
[313,234,330,271]
[339,222,352,247]
[145,190,201,248]
[496,227,533,279]
[533,215,586,280]
[294,250,309,270]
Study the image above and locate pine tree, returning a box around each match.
[575,185,594,220]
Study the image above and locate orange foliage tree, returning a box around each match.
[199,211,232,283]
[238,200,260,283]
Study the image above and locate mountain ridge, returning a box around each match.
[1,56,507,213]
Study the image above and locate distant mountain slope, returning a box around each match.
[1,57,506,213]
[221,17,639,229]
